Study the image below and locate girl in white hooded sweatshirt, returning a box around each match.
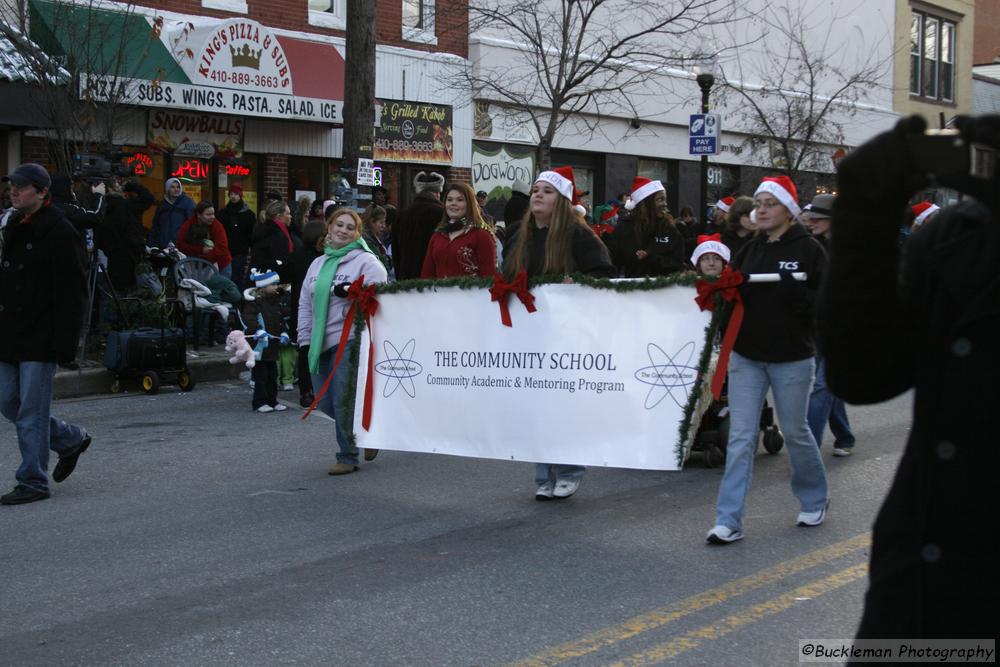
[298,208,388,475]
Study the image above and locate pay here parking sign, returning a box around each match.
[689,113,720,155]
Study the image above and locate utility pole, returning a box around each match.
[341,0,376,208]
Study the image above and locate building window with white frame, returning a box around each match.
[910,9,956,103]
[402,0,437,45]
[308,0,347,30]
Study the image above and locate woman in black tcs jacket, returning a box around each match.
[609,177,687,277]
[706,175,829,546]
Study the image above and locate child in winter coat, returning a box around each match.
[242,269,292,413]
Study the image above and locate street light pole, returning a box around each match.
[697,70,715,230]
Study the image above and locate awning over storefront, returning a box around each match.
[29,0,345,124]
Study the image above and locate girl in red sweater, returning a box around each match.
[420,182,496,278]
[176,201,233,275]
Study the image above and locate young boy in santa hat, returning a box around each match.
[690,233,731,277]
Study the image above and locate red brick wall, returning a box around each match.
[138,1,468,58]
[21,135,50,165]
[263,153,288,196]
[447,166,471,184]
[974,0,1000,65]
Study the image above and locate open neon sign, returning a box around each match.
[171,159,209,181]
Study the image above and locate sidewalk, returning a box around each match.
[54,343,243,399]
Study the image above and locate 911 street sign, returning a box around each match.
[689,113,720,155]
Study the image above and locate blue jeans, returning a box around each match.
[310,346,358,466]
[534,463,586,486]
[0,361,88,493]
[807,357,856,449]
[714,353,828,531]
[230,254,248,291]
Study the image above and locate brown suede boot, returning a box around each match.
[327,463,359,475]
[364,448,379,462]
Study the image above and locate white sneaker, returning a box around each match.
[706,525,744,544]
[256,405,274,413]
[281,383,294,391]
[552,478,581,498]
[535,482,554,501]
[797,501,830,527]
[272,403,288,412]
[832,447,853,457]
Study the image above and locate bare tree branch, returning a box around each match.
[715,0,891,180]
[459,0,738,168]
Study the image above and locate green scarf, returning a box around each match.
[308,237,372,373]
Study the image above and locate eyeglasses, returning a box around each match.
[753,200,783,210]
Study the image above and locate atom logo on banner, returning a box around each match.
[633,341,698,409]
[374,339,422,398]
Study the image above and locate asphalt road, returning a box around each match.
[0,381,913,666]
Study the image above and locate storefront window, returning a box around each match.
[169,156,211,205]
[216,155,260,214]
[288,156,326,204]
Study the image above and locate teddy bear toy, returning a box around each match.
[225,329,256,369]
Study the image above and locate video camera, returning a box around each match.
[906,129,999,209]
[72,152,136,184]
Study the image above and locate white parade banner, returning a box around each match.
[351,283,712,470]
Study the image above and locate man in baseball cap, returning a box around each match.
[3,163,52,190]
[1,163,92,505]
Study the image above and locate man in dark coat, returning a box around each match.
[0,164,91,505]
[217,183,256,289]
[97,178,154,292]
[502,178,531,240]
[819,115,996,639]
[391,171,444,280]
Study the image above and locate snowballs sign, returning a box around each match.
[79,16,345,124]
[349,280,713,470]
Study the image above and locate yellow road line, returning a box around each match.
[509,533,870,667]
[610,562,870,666]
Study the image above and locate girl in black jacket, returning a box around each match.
[609,177,687,277]
[707,176,829,546]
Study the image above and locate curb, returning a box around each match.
[54,353,243,399]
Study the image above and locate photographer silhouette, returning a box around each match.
[819,115,997,639]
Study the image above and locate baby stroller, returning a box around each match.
[692,385,784,468]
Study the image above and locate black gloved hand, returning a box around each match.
[332,282,352,298]
[837,115,930,209]
[778,268,795,283]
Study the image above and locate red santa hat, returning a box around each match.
[536,166,587,216]
[535,166,576,202]
[624,176,665,210]
[753,176,801,218]
[715,196,735,213]
[911,201,940,226]
[690,233,731,266]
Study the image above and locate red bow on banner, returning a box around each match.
[302,275,380,430]
[695,265,746,400]
[490,270,537,327]
[696,233,723,245]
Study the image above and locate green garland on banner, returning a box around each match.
[336,272,718,466]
